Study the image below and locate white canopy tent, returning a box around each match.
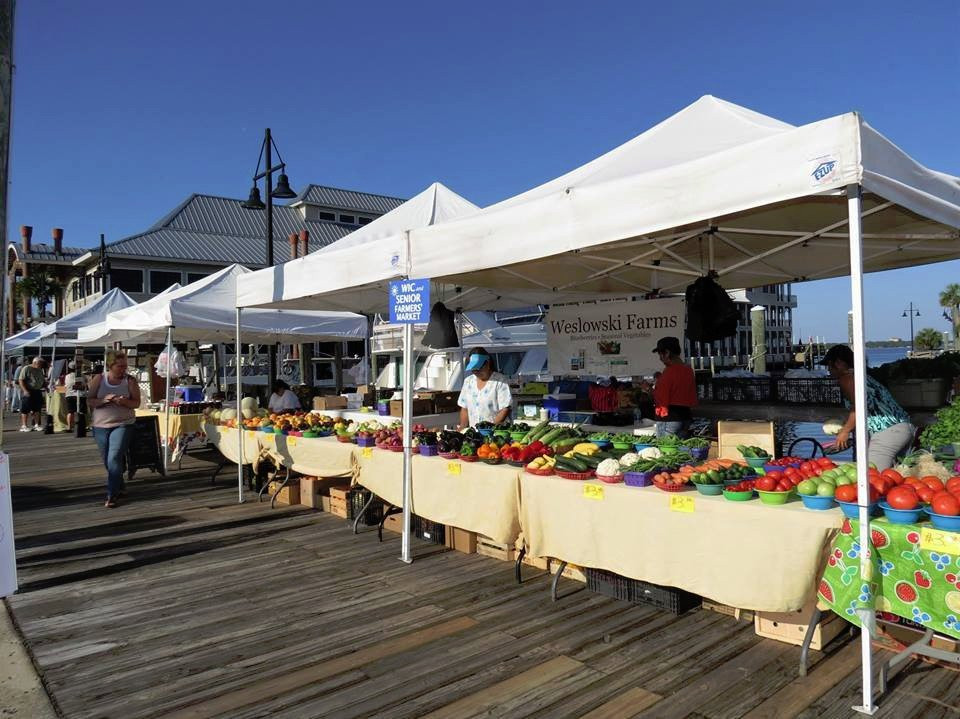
[76,283,181,347]
[33,288,137,369]
[2,322,47,353]
[237,97,960,711]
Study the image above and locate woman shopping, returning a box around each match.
[87,350,141,508]
[821,344,914,470]
[651,336,698,438]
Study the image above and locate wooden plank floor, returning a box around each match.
[3,422,957,718]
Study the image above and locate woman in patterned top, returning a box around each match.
[821,344,914,470]
[457,348,512,429]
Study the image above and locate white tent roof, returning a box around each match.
[76,284,181,346]
[3,323,47,352]
[80,265,366,344]
[37,288,136,342]
[402,95,960,297]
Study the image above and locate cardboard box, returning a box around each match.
[702,600,754,622]
[313,395,347,411]
[873,618,958,665]
[617,389,637,409]
[417,391,459,413]
[383,512,403,533]
[754,597,844,650]
[445,526,477,554]
[389,399,433,417]
[718,420,775,461]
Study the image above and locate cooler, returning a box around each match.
[541,393,577,420]
[175,385,204,402]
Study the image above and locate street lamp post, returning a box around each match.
[901,302,920,355]
[241,128,296,392]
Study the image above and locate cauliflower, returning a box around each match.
[639,447,662,460]
[822,419,844,436]
[618,452,640,469]
[597,459,621,477]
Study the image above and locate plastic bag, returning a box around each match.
[156,348,186,378]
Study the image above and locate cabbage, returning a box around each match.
[240,396,258,412]
[618,453,639,468]
[597,459,621,476]
[822,419,843,436]
[639,447,662,460]
[221,408,237,421]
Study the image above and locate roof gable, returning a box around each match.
[292,184,405,215]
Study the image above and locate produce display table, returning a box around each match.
[258,434,355,479]
[518,474,843,612]
[355,451,522,545]
[203,424,263,467]
[818,516,960,641]
[136,409,207,464]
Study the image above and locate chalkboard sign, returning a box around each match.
[126,415,165,480]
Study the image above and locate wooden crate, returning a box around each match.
[702,600,754,622]
[445,527,477,554]
[560,562,586,583]
[521,553,550,571]
[268,482,299,506]
[754,598,844,650]
[476,535,515,562]
[383,512,402,533]
[718,420,775,461]
[299,477,321,508]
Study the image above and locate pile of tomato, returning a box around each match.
[765,456,807,467]
[880,470,960,516]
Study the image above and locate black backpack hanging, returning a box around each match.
[685,275,739,343]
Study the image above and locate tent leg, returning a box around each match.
[400,321,413,564]
[163,328,172,474]
[236,308,244,504]
[847,184,877,716]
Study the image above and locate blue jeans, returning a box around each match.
[656,420,690,439]
[93,425,133,497]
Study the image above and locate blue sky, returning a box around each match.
[7,1,959,341]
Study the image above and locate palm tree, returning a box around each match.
[914,327,943,352]
[17,271,63,319]
[940,283,960,351]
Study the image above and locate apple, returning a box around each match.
[817,483,836,497]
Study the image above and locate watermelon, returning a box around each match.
[870,528,889,549]
[818,579,834,603]
[894,581,918,604]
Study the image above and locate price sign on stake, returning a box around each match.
[362,447,373,459]
[583,485,604,500]
[669,496,695,513]
[447,462,461,476]
[920,527,960,555]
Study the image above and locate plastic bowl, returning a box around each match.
[723,489,754,502]
[510,431,527,442]
[658,444,679,455]
[477,428,493,437]
[879,501,923,524]
[633,443,654,452]
[836,499,880,519]
[689,447,709,461]
[745,457,768,470]
[694,482,724,496]
[800,494,837,511]
[923,507,960,531]
[757,489,795,506]
[612,442,633,451]
[590,439,612,448]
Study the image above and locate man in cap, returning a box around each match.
[457,347,512,429]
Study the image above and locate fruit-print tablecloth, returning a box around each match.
[818,516,960,640]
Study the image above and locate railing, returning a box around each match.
[696,376,843,406]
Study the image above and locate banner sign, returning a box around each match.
[389,279,430,324]
[0,453,17,597]
[546,298,684,376]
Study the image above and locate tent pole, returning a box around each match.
[400,321,413,564]
[49,334,56,390]
[367,315,375,396]
[847,184,876,716]
[236,308,244,504]
[163,327,172,475]
[456,313,465,392]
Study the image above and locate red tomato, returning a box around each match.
[868,468,881,479]
[932,493,960,516]
[835,485,858,503]
[881,469,904,485]
[917,486,935,504]
[776,480,792,492]
[756,476,778,492]
[784,467,800,478]
[946,477,960,494]
[922,477,945,492]
[811,466,824,477]
[868,487,881,503]
[800,461,813,474]
[869,477,888,496]
[766,470,783,482]
[886,486,920,510]
[817,458,835,468]
[904,476,922,486]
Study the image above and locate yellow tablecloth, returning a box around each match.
[45,392,69,432]
[355,451,522,544]
[203,424,262,466]
[518,474,842,612]
[136,409,208,462]
[204,425,355,479]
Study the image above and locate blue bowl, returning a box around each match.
[634,443,654,452]
[800,494,838,511]
[836,499,880,519]
[477,428,493,437]
[923,507,960,531]
[590,439,612,448]
[879,501,925,525]
[745,457,768,470]
[689,447,709,460]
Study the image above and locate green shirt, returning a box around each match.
[19,365,46,391]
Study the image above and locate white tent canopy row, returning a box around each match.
[235,96,960,713]
[37,288,137,344]
[79,264,367,345]
[3,322,47,353]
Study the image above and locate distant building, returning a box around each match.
[888,337,903,343]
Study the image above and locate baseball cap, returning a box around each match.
[464,351,491,372]
[819,344,854,366]
[652,337,682,355]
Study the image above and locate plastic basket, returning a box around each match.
[624,470,655,488]
[585,568,701,614]
[348,489,384,525]
[355,436,375,447]
[460,454,479,463]
[556,470,593,481]
[386,444,404,452]
[419,445,438,457]
[525,466,555,476]
[412,515,445,545]
[482,457,503,465]
[596,473,624,484]
[438,451,459,460]
[336,434,355,443]
[506,460,526,468]
[652,481,691,492]
[689,447,709,461]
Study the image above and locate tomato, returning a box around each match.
[776,480,793,492]
[904,476,922,486]
[800,461,814,474]
[932,493,960,516]
[811,466,824,477]
[886,486,920,510]
[869,477,888,496]
[756,476,777,492]
[917,486,935,504]
[922,477,945,492]
[867,468,881,479]
[784,467,800,478]
[881,469,904,485]
[835,485,858,503]
[817,458,835,468]
[766,470,783,482]
[946,477,960,494]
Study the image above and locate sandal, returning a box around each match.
[104,496,117,509]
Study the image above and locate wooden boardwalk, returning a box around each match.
[3,423,958,718]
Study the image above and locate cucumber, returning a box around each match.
[522,420,551,444]
[562,456,589,472]
[539,426,569,446]
[555,457,583,472]
[572,453,601,468]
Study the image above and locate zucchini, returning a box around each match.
[539,426,569,446]
[573,453,601,468]
[522,420,551,444]
[562,456,589,472]
[555,457,584,473]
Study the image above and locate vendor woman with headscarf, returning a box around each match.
[457,347,512,428]
[652,336,697,438]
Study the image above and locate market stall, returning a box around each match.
[136,408,208,465]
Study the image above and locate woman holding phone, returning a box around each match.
[87,350,141,508]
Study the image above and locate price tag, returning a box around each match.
[362,447,373,458]
[583,484,604,500]
[263,433,275,444]
[669,496,695,513]
[246,431,256,441]
[920,527,960,555]
[447,461,462,476]
[287,436,297,447]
